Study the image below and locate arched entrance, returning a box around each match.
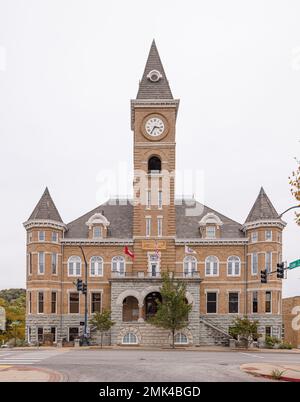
[144,292,162,320]
[122,296,139,322]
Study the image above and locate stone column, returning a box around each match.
[138,304,144,322]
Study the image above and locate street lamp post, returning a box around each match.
[79,245,89,346]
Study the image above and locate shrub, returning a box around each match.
[279,341,293,350]
[265,336,280,348]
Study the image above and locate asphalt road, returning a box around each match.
[1,348,300,382]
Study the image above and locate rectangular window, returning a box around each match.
[28,292,32,314]
[51,232,58,242]
[93,227,102,238]
[37,327,44,343]
[69,292,79,314]
[265,252,272,273]
[251,231,258,242]
[158,191,162,209]
[51,327,57,343]
[157,217,163,237]
[146,217,151,237]
[27,232,33,243]
[206,226,216,238]
[38,231,45,241]
[38,252,45,274]
[206,292,217,313]
[265,326,272,337]
[147,190,151,208]
[265,230,272,241]
[51,292,57,314]
[265,291,272,313]
[38,292,44,314]
[51,253,58,275]
[27,327,32,343]
[229,292,239,313]
[91,293,102,313]
[27,253,32,275]
[252,291,258,313]
[68,327,79,342]
[252,253,258,275]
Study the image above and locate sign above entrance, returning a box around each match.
[142,240,166,250]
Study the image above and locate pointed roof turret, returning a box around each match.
[244,187,280,223]
[136,40,173,100]
[27,187,63,223]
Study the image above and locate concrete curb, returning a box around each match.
[241,363,300,382]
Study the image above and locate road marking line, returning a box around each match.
[240,353,265,359]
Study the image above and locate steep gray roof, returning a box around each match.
[245,187,279,223]
[65,199,244,239]
[136,40,173,100]
[176,200,244,239]
[28,187,63,222]
[65,200,133,239]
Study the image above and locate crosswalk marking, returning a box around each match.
[0,349,67,365]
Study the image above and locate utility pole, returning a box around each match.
[79,245,89,346]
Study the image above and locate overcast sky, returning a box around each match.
[0,1,299,296]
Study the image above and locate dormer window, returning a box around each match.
[199,213,223,239]
[93,227,102,238]
[86,212,110,239]
[206,226,216,239]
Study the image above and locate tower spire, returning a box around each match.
[27,187,63,222]
[136,40,173,100]
[244,187,279,223]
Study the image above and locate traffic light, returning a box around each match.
[277,262,285,279]
[76,279,83,292]
[260,269,267,284]
[82,283,87,295]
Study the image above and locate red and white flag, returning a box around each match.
[154,241,160,260]
[185,245,197,254]
[124,246,135,259]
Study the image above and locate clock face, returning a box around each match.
[145,117,165,137]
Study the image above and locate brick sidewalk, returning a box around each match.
[0,365,68,382]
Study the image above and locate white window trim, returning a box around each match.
[251,252,258,275]
[51,291,58,314]
[174,333,188,345]
[51,231,58,243]
[68,291,80,315]
[90,290,103,314]
[38,231,45,242]
[265,230,272,241]
[183,255,198,276]
[146,190,151,209]
[90,256,104,277]
[206,291,218,314]
[205,256,219,277]
[265,291,272,314]
[27,253,32,275]
[251,231,258,243]
[67,256,82,277]
[158,190,163,209]
[37,291,44,314]
[51,252,58,275]
[252,291,258,314]
[227,256,241,277]
[68,327,80,342]
[146,216,151,237]
[206,226,216,239]
[50,327,57,343]
[147,252,161,277]
[38,251,45,275]
[122,332,138,345]
[111,256,126,276]
[228,291,240,314]
[93,226,102,239]
[157,216,163,237]
[265,251,272,273]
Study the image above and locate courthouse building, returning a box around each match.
[24,41,286,346]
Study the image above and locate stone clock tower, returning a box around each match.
[130,40,180,274]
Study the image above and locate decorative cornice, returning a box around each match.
[242,219,286,232]
[61,238,133,246]
[23,219,67,231]
[175,238,248,245]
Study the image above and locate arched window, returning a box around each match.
[122,296,139,322]
[122,332,138,345]
[174,333,188,345]
[148,156,161,172]
[227,256,241,276]
[112,256,125,276]
[183,256,197,276]
[205,256,219,276]
[68,256,81,277]
[90,256,103,277]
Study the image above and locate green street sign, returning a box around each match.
[289,259,300,269]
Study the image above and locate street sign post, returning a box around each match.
[289,259,300,270]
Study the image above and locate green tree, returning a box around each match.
[149,273,192,348]
[89,310,115,348]
[229,316,260,348]
[289,158,300,224]
[0,290,26,345]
